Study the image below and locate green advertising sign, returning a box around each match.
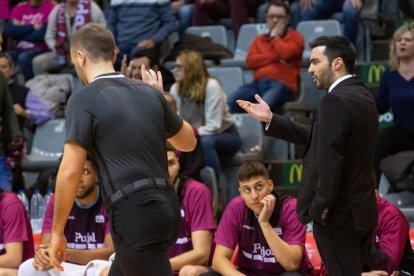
[361,63,388,85]
[281,161,303,186]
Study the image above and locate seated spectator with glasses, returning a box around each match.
[227,0,304,114]
[18,155,114,276]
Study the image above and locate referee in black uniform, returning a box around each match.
[49,23,197,276]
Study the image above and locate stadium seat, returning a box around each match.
[221,23,269,68]
[284,68,326,119]
[21,119,66,172]
[296,20,342,66]
[186,25,228,48]
[207,67,244,97]
[200,166,220,218]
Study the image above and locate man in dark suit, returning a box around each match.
[236,35,379,276]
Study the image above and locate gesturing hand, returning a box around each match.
[141,64,164,93]
[236,94,273,123]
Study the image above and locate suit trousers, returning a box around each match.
[313,219,374,276]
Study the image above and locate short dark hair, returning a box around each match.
[309,35,356,74]
[166,142,176,153]
[238,161,270,182]
[0,52,14,68]
[265,0,290,16]
[70,23,116,62]
[132,49,160,68]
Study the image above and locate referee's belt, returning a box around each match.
[105,178,169,207]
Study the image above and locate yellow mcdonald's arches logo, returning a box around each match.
[289,163,303,184]
[368,65,385,84]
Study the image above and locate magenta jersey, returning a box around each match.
[373,195,410,273]
[42,191,110,249]
[0,192,34,262]
[168,179,216,271]
[0,0,10,19]
[215,196,313,276]
[9,0,54,50]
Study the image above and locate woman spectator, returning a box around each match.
[374,23,414,187]
[170,50,241,181]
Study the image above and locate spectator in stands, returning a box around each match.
[170,50,241,181]
[121,49,175,91]
[0,188,34,276]
[290,0,362,45]
[0,53,29,130]
[0,72,23,192]
[32,0,106,76]
[164,93,205,181]
[227,0,304,113]
[194,161,313,275]
[192,0,261,40]
[0,53,29,192]
[4,0,54,81]
[374,23,414,187]
[362,192,413,276]
[18,156,114,275]
[106,0,176,66]
[171,0,194,35]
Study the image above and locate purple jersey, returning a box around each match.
[373,195,410,273]
[215,196,313,276]
[9,0,54,50]
[42,190,110,249]
[0,192,34,261]
[168,179,216,258]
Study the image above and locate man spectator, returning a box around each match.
[121,49,175,91]
[0,72,23,192]
[32,0,106,76]
[199,161,313,275]
[18,156,114,275]
[0,188,34,276]
[171,0,194,35]
[4,0,55,81]
[106,0,177,67]
[227,0,304,113]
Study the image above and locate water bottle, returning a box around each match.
[30,189,40,220]
[30,189,43,233]
[42,189,53,217]
[17,190,29,214]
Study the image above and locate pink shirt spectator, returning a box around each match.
[0,192,34,262]
[168,178,216,260]
[9,0,54,50]
[215,196,313,275]
[42,190,110,249]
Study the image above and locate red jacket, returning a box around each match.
[246,29,304,94]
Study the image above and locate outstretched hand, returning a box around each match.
[141,64,164,93]
[236,94,273,123]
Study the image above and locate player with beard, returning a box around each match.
[18,156,114,275]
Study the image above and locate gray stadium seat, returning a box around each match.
[21,119,66,171]
[383,191,414,208]
[220,23,269,68]
[296,20,342,66]
[207,67,244,96]
[200,166,220,217]
[186,25,228,48]
[221,113,264,167]
[284,68,326,118]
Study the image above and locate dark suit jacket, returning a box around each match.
[267,76,378,231]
